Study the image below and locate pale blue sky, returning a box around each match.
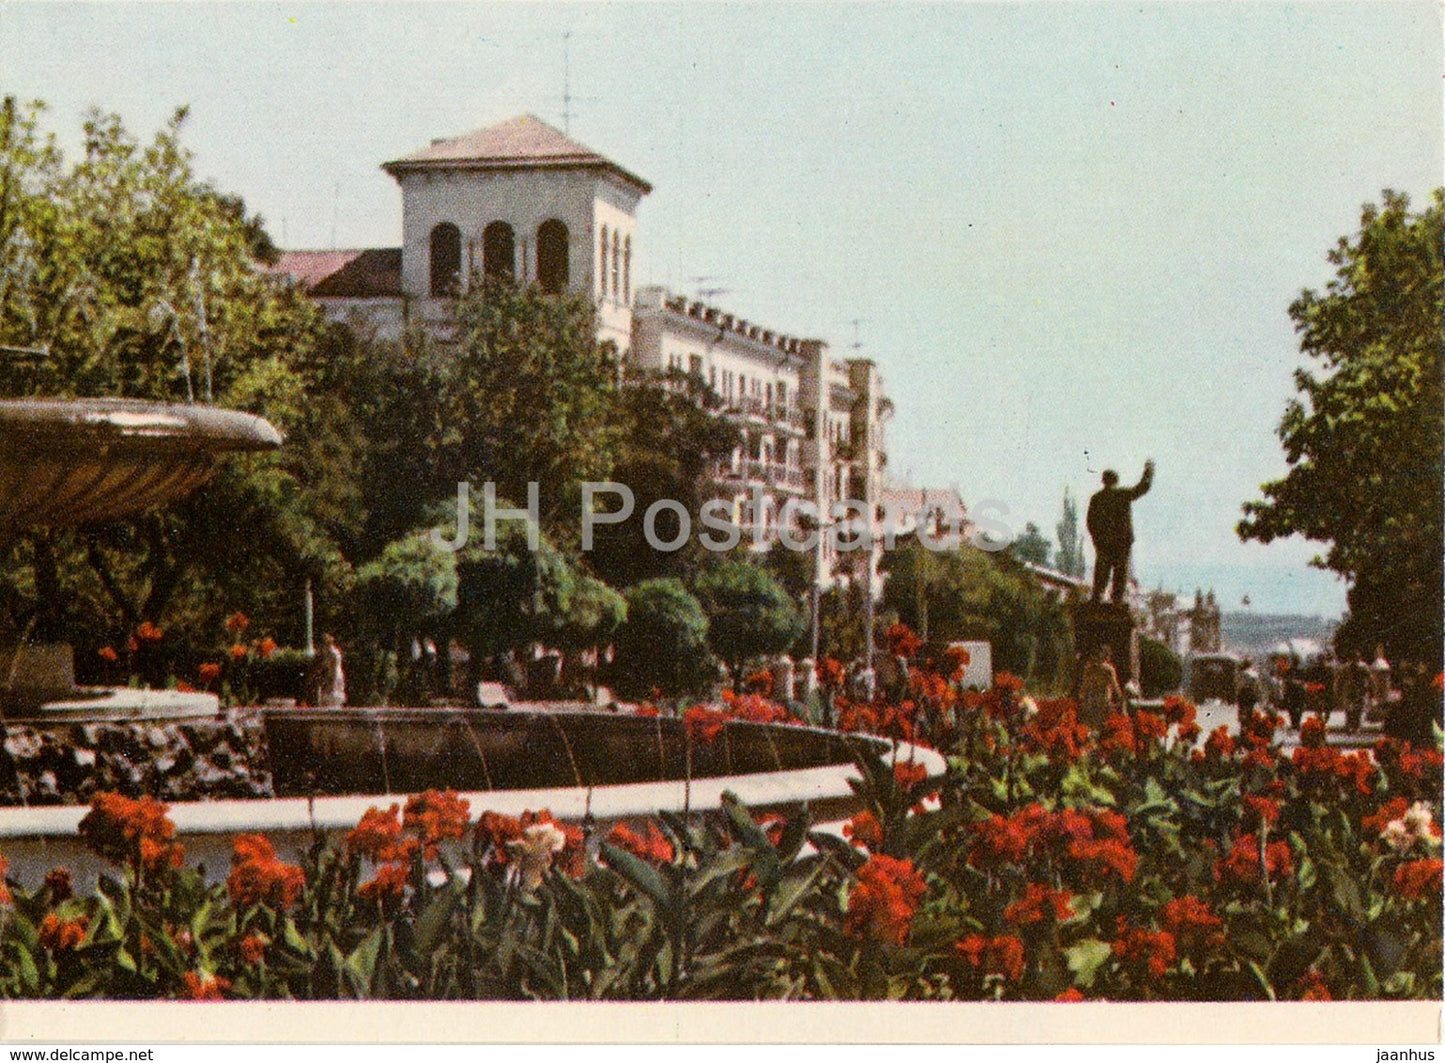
[2,3,1440,616]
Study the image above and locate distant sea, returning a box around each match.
[1218,612,1338,661]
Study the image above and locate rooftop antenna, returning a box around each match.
[688,275,731,301]
[560,33,600,137]
[848,317,867,356]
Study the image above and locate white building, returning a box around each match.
[267,114,892,578]
[267,114,649,352]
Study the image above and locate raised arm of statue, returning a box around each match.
[1129,459,1155,500]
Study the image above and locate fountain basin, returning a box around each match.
[262,707,881,796]
[0,398,282,530]
[0,728,945,888]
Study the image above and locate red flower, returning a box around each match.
[1243,794,1280,829]
[1133,709,1168,746]
[744,669,775,695]
[1299,714,1327,748]
[1113,926,1177,978]
[817,656,846,690]
[225,611,251,635]
[1362,797,1411,836]
[256,636,278,659]
[357,860,410,903]
[43,866,71,903]
[994,672,1025,695]
[1160,895,1225,952]
[0,854,9,907]
[476,811,525,862]
[227,834,304,909]
[944,643,972,676]
[97,645,118,662]
[846,854,927,944]
[1216,833,1293,885]
[198,662,222,685]
[633,703,660,718]
[1296,969,1333,1001]
[1055,987,1086,1002]
[1019,698,1090,764]
[238,933,268,965]
[1162,695,1196,726]
[843,810,884,852]
[886,622,923,659]
[78,792,183,872]
[229,643,248,660]
[608,820,675,864]
[135,621,164,643]
[403,790,471,860]
[1099,712,1138,758]
[1005,882,1075,926]
[1393,859,1443,902]
[955,933,1026,982]
[38,913,87,952]
[1204,727,1235,760]
[683,704,728,744]
[894,761,928,792]
[347,804,413,863]
[180,971,231,1001]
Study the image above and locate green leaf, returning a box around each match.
[600,842,673,911]
[1065,939,1112,988]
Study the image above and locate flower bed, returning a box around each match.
[0,641,1439,1001]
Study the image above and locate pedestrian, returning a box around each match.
[1236,658,1261,721]
[1078,643,1124,728]
[318,633,346,707]
[1281,668,1306,730]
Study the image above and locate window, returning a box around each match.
[429,222,461,297]
[611,231,620,300]
[482,221,515,280]
[689,354,703,378]
[623,235,632,303]
[537,219,569,293]
[598,226,609,298]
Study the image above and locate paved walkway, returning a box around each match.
[1189,698,1383,751]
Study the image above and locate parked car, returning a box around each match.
[1185,652,1244,705]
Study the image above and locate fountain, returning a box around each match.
[0,396,944,885]
[0,397,282,721]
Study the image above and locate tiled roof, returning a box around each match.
[264,249,402,299]
[382,114,651,193]
[880,487,967,517]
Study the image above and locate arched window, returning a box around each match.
[611,231,620,300]
[598,226,609,299]
[482,221,515,280]
[429,222,461,297]
[623,235,632,303]
[537,219,569,294]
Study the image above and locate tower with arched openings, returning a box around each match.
[381,114,650,353]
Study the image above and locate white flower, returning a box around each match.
[1382,802,1441,853]
[508,822,567,890]
[1403,801,1435,839]
[1382,820,1414,853]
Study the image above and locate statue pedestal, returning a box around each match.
[1071,601,1140,687]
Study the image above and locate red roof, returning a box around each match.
[382,114,651,193]
[264,249,401,299]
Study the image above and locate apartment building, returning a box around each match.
[267,114,891,580]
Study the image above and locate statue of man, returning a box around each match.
[1086,459,1154,603]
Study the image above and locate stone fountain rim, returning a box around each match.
[0,397,282,452]
[0,740,947,840]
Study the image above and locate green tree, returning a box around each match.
[1239,189,1444,665]
[441,275,623,532]
[583,368,741,588]
[0,100,340,666]
[882,541,1073,689]
[693,560,806,689]
[1012,522,1052,567]
[610,578,713,700]
[1056,488,1085,578]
